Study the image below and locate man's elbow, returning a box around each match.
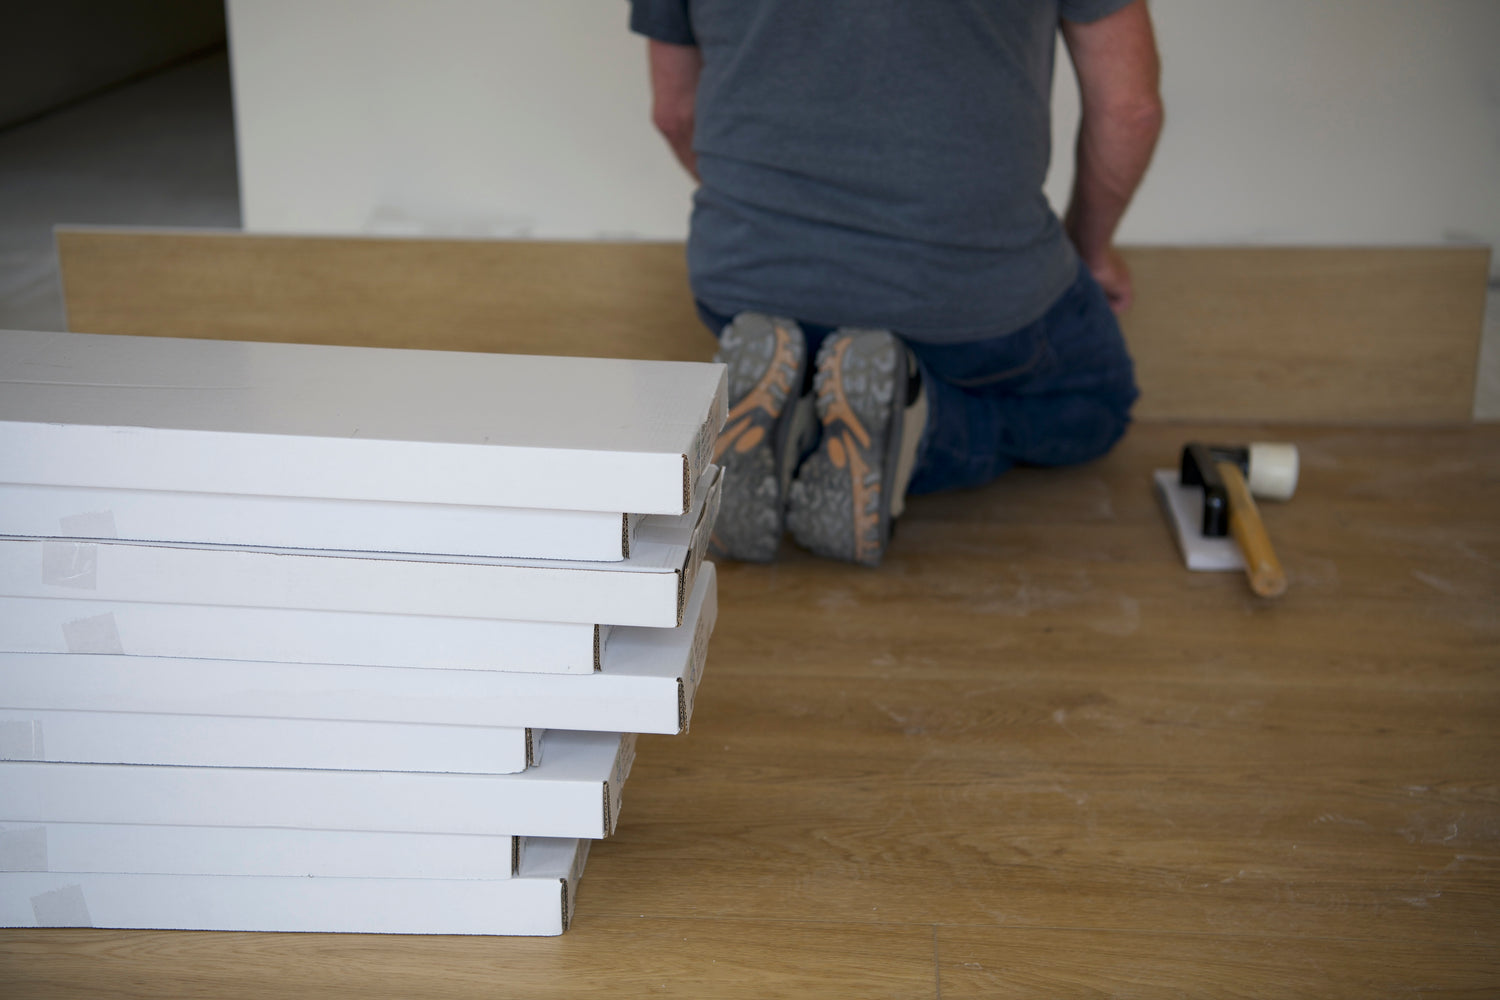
[1131,94,1165,137]
[652,105,695,147]
[1110,93,1164,137]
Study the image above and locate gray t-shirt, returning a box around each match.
[631,0,1133,343]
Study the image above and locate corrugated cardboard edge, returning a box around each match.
[558,838,591,933]
[677,568,718,735]
[620,514,631,560]
[511,836,521,878]
[529,729,547,768]
[601,734,638,837]
[674,467,721,627]
[681,369,729,515]
[593,625,613,672]
[571,839,592,882]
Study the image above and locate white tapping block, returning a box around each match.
[0,710,533,775]
[0,563,717,735]
[0,838,590,935]
[0,467,718,628]
[0,329,727,516]
[0,731,634,839]
[0,821,517,880]
[1152,469,1244,572]
[0,597,609,673]
[0,482,647,562]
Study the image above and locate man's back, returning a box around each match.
[633,0,1123,341]
[632,0,1161,566]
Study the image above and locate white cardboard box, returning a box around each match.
[0,563,716,734]
[0,330,726,516]
[0,466,718,628]
[0,730,635,839]
[0,481,646,561]
[0,709,533,774]
[0,821,517,879]
[0,837,590,935]
[0,596,610,673]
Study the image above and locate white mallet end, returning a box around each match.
[1247,442,1299,501]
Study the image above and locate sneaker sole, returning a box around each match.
[787,330,903,566]
[709,315,806,562]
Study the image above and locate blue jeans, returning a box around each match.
[696,260,1138,495]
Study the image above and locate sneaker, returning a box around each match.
[786,329,926,567]
[708,313,811,562]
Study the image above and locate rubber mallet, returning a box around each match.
[1177,442,1299,597]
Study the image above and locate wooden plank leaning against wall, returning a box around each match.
[55,228,1490,424]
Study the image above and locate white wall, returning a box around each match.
[228,1,691,240]
[1048,0,1500,257]
[229,0,1500,272]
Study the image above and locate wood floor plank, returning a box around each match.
[1,422,1494,994]
[575,423,1499,949]
[584,675,1500,940]
[0,917,937,999]
[937,926,1499,998]
[710,423,1500,689]
[707,549,1496,689]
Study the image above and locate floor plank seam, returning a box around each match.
[921,921,1494,946]
[578,912,1500,946]
[579,912,949,932]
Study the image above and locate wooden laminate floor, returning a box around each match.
[2,421,1496,997]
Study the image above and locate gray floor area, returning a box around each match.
[0,51,239,332]
[0,50,1495,420]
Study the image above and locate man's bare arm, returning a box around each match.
[648,39,703,181]
[1061,0,1164,311]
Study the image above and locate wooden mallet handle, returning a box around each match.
[1217,460,1287,598]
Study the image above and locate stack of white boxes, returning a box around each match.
[0,330,726,935]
